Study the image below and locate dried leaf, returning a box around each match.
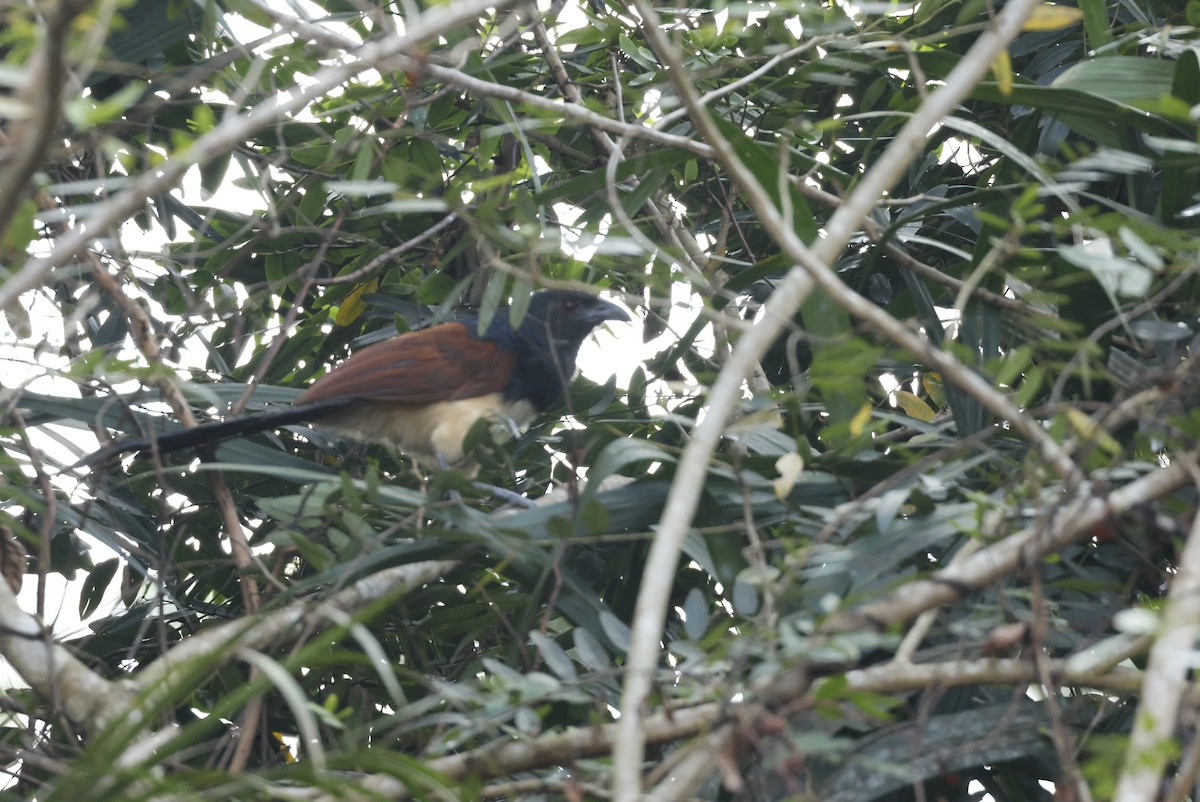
[1022,4,1085,31]
[335,278,379,326]
[773,451,805,499]
[923,372,947,408]
[894,390,936,421]
[992,49,1014,96]
[848,403,873,436]
[981,622,1029,656]
[1066,408,1122,456]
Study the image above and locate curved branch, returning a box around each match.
[111,558,457,769]
[130,560,457,712]
[412,62,714,159]
[0,573,134,734]
[278,639,1147,801]
[826,456,1192,631]
[614,1,1050,797]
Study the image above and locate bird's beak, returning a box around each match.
[588,298,632,325]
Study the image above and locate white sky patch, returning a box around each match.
[938,134,986,173]
[640,88,663,123]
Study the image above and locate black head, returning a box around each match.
[501,289,630,411]
[520,289,631,343]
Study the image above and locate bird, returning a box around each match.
[85,290,630,474]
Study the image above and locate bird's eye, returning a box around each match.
[564,299,578,312]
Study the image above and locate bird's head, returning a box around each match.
[485,289,631,412]
[520,289,631,346]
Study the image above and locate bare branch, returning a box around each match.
[827,456,1194,631]
[411,62,714,159]
[129,559,457,711]
[0,573,134,734]
[614,1,1047,796]
[272,640,1148,801]
[1112,457,1200,802]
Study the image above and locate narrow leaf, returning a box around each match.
[894,390,936,422]
[1022,5,1084,31]
[992,49,1013,96]
[529,631,577,682]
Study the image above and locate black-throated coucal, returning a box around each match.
[87,290,630,473]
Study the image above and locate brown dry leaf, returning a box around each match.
[1023,4,1085,30]
[981,622,1029,656]
[894,390,936,422]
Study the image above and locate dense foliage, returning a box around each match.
[1,0,1198,799]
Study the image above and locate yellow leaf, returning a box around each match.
[1066,408,1122,456]
[923,373,947,408]
[992,49,1013,96]
[894,390,936,422]
[335,278,379,326]
[1023,4,1085,31]
[773,452,805,500]
[725,405,784,433]
[849,403,873,436]
[271,731,297,763]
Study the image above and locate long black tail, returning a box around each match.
[79,398,356,467]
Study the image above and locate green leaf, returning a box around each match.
[1061,240,1156,298]
[711,116,820,244]
[79,557,119,619]
[66,81,146,128]
[1078,0,1113,51]
[325,180,399,197]
[681,587,708,639]
[1052,57,1177,109]
[572,628,613,671]
[528,631,577,681]
[222,0,277,27]
[599,611,631,652]
[579,439,673,509]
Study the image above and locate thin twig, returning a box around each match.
[1049,264,1199,404]
[794,182,1029,313]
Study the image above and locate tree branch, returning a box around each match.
[0,0,93,241]
[614,1,1052,796]
[274,639,1148,801]
[128,560,457,716]
[826,455,1193,631]
[0,573,135,734]
[1112,457,1200,802]
[0,0,511,312]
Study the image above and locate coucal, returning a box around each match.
[87,290,629,473]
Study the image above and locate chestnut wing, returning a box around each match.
[297,322,516,406]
